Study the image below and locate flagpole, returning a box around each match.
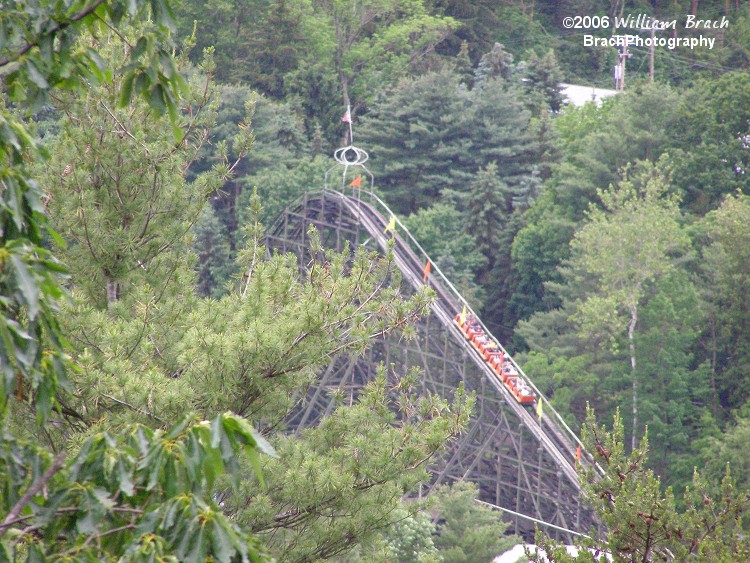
[346,104,353,145]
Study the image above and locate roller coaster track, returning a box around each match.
[265,189,598,541]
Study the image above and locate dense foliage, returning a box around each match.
[530,410,750,562]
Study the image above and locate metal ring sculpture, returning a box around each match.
[325,143,375,198]
[334,145,369,167]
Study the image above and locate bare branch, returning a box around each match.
[0,450,67,537]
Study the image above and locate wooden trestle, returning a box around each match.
[264,189,597,541]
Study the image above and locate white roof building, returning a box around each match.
[560,83,619,107]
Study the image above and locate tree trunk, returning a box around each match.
[340,74,350,111]
[333,14,350,111]
[691,0,699,16]
[709,316,718,417]
[106,277,119,307]
[628,305,638,452]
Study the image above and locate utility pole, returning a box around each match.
[614,37,631,91]
[647,21,665,82]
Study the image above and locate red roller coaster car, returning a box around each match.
[454,313,536,406]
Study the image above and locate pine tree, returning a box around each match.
[432,481,517,562]
[474,43,515,86]
[194,204,235,298]
[0,4,272,561]
[524,50,564,113]
[530,409,750,562]
[466,76,536,192]
[380,507,440,562]
[26,37,474,559]
[359,68,535,217]
[40,41,239,309]
[454,40,475,89]
[464,162,511,272]
[359,69,473,215]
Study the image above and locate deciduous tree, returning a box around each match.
[569,162,689,450]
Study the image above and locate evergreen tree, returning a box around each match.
[33,56,473,561]
[0,3,271,560]
[526,108,558,183]
[454,40,475,90]
[194,203,235,298]
[530,409,750,562]
[474,43,515,85]
[464,162,511,272]
[467,76,535,193]
[360,68,534,217]
[38,36,252,311]
[524,50,564,113]
[432,481,517,563]
[187,85,309,244]
[359,69,473,214]
[232,369,470,561]
[380,507,440,562]
[0,0,190,422]
[174,0,305,97]
[699,192,750,413]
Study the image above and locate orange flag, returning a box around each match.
[349,175,362,188]
[576,444,582,464]
[423,260,431,282]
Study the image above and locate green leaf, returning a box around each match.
[159,52,174,79]
[134,72,150,97]
[223,412,277,458]
[10,255,40,320]
[209,519,235,563]
[119,71,136,107]
[25,60,49,89]
[146,448,165,491]
[86,49,107,82]
[149,84,166,115]
[246,448,264,487]
[0,121,21,152]
[76,506,98,535]
[27,543,45,563]
[47,227,68,250]
[92,487,116,510]
[131,37,148,61]
[118,460,134,496]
